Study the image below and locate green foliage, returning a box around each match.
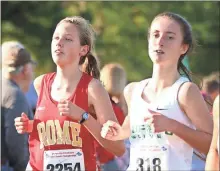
[2,1,219,81]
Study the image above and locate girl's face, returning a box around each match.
[148,16,188,67]
[51,22,88,67]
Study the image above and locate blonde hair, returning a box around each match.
[100,63,127,97]
[58,16,100,79]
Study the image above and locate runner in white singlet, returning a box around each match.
[101,12,213,171]
[128,77,195,170]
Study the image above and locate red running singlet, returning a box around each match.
[28,72,97,171]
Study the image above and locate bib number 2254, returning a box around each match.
[46,162,81,171]
[136,158,161,171]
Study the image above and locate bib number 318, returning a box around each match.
[46,163,81,171]
[136,158,161,171]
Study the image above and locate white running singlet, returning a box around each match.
[127,77,195,171]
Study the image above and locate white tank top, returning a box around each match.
[127,77,195,171]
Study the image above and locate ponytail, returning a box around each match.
[79,52,100,80]
[178,55,192,82]
[178,55,204,90]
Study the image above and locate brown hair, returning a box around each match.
[202,72,220,94]
[100,63,127,97]
[149,12,196,81]
[58,16,100,79]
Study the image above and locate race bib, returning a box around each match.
[131,145,169,171]
[43,149,85,171]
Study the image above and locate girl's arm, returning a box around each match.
[170,82,213,155]
[205,95,219,170]
[83,79,126,156]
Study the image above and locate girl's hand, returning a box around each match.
[101,120,124,141]
[57,100,85,121]
[144,109,175,133]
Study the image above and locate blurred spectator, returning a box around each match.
[191,76,216,171]
[201,91,213,113]
[100,63,128,116]
[95,63,129,171]
[25,82,38,114]
[202,72,219,103]
[1,41,35,171]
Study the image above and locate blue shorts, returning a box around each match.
[191,153,205,171]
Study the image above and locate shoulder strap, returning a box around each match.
[173,77,190,101]
[36,73,55,107]
[130,79,150,103]
[73,73,93,112]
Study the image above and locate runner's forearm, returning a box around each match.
[169,120,212,155]
[83,115,126,156]
[120,115,131,140]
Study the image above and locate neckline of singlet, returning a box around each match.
[138,77,187,106]
[47,72,86,106]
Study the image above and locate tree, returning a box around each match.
[2,1,219,81]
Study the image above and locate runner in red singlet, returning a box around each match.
[14,16,125,171]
